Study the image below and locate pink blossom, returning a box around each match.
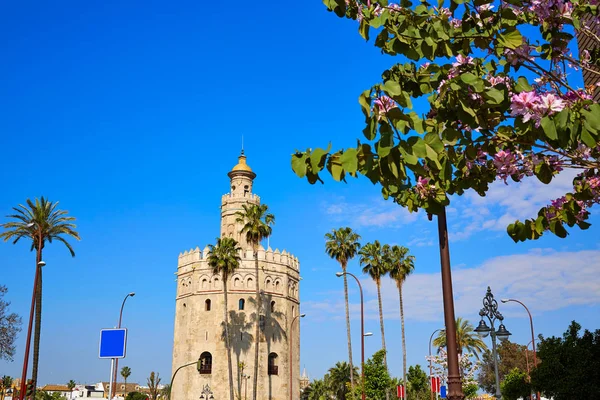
[452,54,474,67]
[505,43,534,66]
[510,91,540,122]
[450,19,462,28]
[538,93,565,114]
[373,96,398,119]
[493,150,520,183]
[416,176,436,199]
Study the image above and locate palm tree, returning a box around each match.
[161,383,171,400]
[307,378,330,400]
[121,366,132,390]
[324,227,361,386]
[327,362,359,400]
[0,197,79,398]
[235,203,274,400]
[433,317,488,359]
[386,244,415,394]
[359,241,389,367]
[67,380,76,396]
[208,237,241,400]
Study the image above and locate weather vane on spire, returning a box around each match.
[241,135,244,155]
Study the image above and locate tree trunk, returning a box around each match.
[377,279,387,366]
[398,280,407,400]
[31,245,43,400]
[224,274,235,400]
[342,263,354,387]
[252,246,260,400]
[377,279,390,400]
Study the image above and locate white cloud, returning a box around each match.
[322,196,420,228]
[448,170,579,241]
[303,248,600,323]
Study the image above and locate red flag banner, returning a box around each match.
[431,376,440,392]
[397,384,404,398]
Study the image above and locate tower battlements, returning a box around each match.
[221,193,261,203]
[177,245,300,272]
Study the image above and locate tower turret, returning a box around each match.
[220,152,260,249]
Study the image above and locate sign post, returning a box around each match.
[99,328,127,400]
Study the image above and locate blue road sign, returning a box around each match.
[440,385,447,398]
[99,328,127,359]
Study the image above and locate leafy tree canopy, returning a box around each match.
[125,392,148,400]
[478,339,529,394]
[0,286,21,361]
[531,321,600,400]
[292,0,600,242]
[407,364,429,400]
[501,368,531,400]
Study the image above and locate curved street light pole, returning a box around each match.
[170,360,199,400]
[111,292,135,399]
[501,298,539,400]
[428,328,442,400]
[289,313,306,400]
[336,271,365,400]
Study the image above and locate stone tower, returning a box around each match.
[171,152,302,400]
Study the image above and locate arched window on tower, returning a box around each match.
[198,352,212,374]
[239,299,245,310]
[270,301,276,313]
[268,353,278,375]
[205,299,211,311]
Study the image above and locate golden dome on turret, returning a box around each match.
[231,152,253,172]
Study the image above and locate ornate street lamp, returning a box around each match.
[474,287,511,400]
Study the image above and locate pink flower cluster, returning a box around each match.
[493,150,520,183]
[510,91,565,125]
[544,171,599,224]
[465,149,488,175]
[528,0,572,27]
[372,95,398,119]
[415,176,437,199]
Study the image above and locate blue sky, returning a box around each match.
[1,0,599,388]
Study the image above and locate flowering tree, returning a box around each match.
[426,348,481,386]
[291,0,600,241]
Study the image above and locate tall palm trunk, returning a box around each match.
[342,263,354,387]
[32,244,43,400]
[376,279,390,400]
[376,279,387,367]
[223,274,234,400]
[397,280,407,400]
[252,245,260,400]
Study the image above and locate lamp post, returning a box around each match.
[289,313,306,400]
[110,292,135,399]
[336,271,366,400]
[433,208,463,400]
[501,298,539,400]
[474,287,511,400]
[428,328,442,400]
[169,360,199,399]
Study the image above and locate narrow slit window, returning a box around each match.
[205,299,211,311]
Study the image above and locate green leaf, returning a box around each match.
[535,162,553,184]
[383,80,402,96]
[515,77,532,93]
[541,116,558,141]
[460,73,479,85]
[340,148,358,174]
[359,89,371,117]
[291,153,307,178]
[409,112,425,133]
[555,108,569,134]
[309,144,332,171]
[484,88,505,105]
[580,127,597,148]
[498,28,523,49]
